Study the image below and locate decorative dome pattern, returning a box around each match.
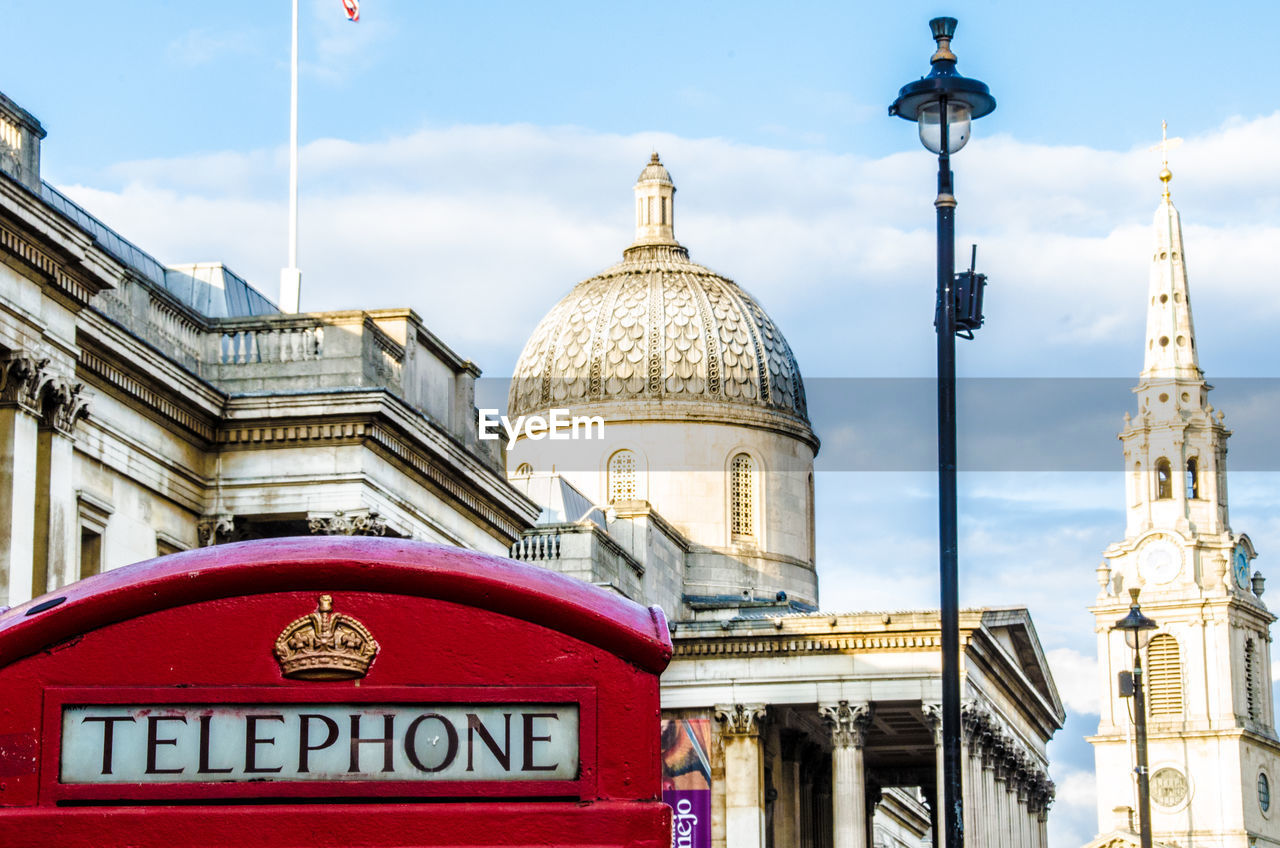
[509,243,809,426]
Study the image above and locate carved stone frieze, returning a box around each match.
[819,700,873,748]
[308,509,388,537]
[715,703,767,738]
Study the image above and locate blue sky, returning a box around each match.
[4,2,1279,844]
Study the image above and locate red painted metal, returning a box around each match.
[0,537,673,847]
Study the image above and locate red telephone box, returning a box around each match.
[0,537,673,847]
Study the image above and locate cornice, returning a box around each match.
[673,630,942,658]
[0,181,121,297]
[79,348,217,442]
[220,392,538,542]
[0,217,98,307]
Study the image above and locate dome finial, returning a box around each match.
[632,152,678,248]
[1151,119,1181,201]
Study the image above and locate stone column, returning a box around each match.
[0,355,50,607]
[1001,751,1019,848]
[1015,764,1031,848]
[775,732,803,848]
[820,701,872,848]
[921,702,946,836]
[992,741,1010,848]
[34,377,88,591]
[716,703,768,848]
[962,703,988,848]
[984,741,1000,848]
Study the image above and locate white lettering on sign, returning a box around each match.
[60,703,578,784]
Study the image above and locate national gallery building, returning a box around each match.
[0,89,1062,848]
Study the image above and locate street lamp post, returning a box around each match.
[890,18,995,848]
[1114,588,1158,848]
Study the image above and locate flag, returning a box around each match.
[342,0,360,22]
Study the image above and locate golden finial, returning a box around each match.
[1148,120,1182,200]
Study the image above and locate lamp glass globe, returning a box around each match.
[918,101,972,154]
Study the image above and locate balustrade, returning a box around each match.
[219,324,324,365]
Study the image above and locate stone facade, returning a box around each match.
[0,91,538,610]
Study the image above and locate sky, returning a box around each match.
[4,2,1279,844]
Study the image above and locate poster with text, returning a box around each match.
[661,717,711,848]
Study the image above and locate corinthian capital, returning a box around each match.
[44,376,90,434]
[307,509,388,536]
[197,514,236,547]
[714,703,767,738]
[0,354,52,413]
[819,700,873,748]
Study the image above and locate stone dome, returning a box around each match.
[509,155,812,443]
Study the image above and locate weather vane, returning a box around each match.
[1148,120,1183,199]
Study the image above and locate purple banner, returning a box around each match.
[664,788,711,848]
[662,718,711,848]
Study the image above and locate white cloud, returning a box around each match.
[1048,767,1101,847]
[1046,648,1101,716]
[60,111,1280,386]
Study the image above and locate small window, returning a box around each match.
[79,528,101,579]
[661,197,667,226]
[647,197,654,226]
[514,463,533,477]
[730,453,755,540]
[608,450,637,503]
[1186,458,1199,499]
[1246,638,1259,721]
[1156,459,1173,500]
[1261,773,1272,813]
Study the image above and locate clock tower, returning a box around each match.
[1087,160,1280,848]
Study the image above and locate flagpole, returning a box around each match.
[280,0,302,313]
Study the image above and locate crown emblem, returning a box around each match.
[274,595,379,680]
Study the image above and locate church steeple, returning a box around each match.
[1122,153,1228,543]
[1140,160,1201,382]
[1088,151,1277,848]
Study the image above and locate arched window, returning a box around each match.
[1147,634,1183,718]
[807,472,816,562]
[1186,458,1199,499]
[1156,459,1173,500]
[608,450,637,503]
[514,462,533,477]
[730,453,755,540]
[1246,638,1259,721]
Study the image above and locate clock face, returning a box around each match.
[1140,539,1182,585]
[1235,545,1251,591]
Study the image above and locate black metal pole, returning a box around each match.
[935,101,963,848]
[1133,648,1153,848]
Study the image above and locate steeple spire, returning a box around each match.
[1140,123,1199,382]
